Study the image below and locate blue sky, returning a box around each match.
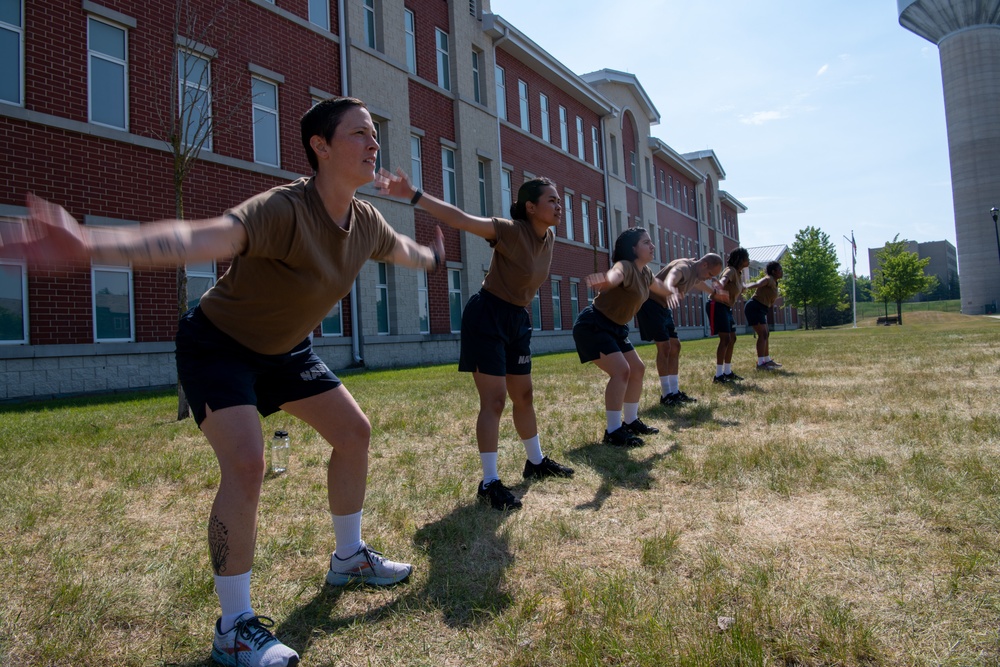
[490,0,953,276]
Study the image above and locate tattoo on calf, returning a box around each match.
[208,515,230,574]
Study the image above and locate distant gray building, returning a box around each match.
[868,239,958,299]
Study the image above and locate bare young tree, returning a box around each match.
[152,0,253,419]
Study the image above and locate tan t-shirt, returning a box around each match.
[715,266,744,305]
[752,275,779,307]
[481,218,555,307]
[649,258,699,308]
[199,178,399,354]
[593,261,653,325]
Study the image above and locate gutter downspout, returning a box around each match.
[339,0,364,366]
[600,114,614,267]
[492,24,509,178]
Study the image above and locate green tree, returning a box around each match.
[783,226,843,329]
[871,235,937,324]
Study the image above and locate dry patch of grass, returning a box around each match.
[2,315,999,666]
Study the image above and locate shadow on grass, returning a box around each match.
[647,402,741,429]
[411,500,514,628]
[565,441,676,511]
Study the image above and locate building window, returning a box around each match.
[682,185,688,214]
[0,0,23,106]
[564,193,574,240]
[441,146,456,205]
[0,259,27,343]
[609,134,618,175]
[435,28,450,91]
[495,65,506,120]
[659,171,666,200]
[477,160,489,217]
[309,0,329,30]
[539,93,550,143]
[92,261,133,342]
[448,269,462,333]
[362,0,377,48]
[252,77,280,166]
[178,50,212,150]
[88,17,128,129]
[569,281,579,324]
[375,262,390,335]
[629,151,637,187]
[322,300,343,336]
[185,261,216,310]
[501,168,512,217]
[551,280,562,330]
[417,270,430,334]
[597,204,606,248]
[663,229,671,262]
[530,290,541,331]
[518,80,530,132]
[404,10,416,74]
[591,127,600,168]
[645,157,652,192]
[371,119,382,172]
[558,106,568,151]
[581,200,590,245]
[576,117,585,160]
[471,48,482,102]
[410,135,422,190]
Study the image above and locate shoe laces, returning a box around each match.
[234,615,279,651]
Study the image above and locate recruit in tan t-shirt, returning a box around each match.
[593,261,654,325]
[481,217,555,308]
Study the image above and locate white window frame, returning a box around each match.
[576,116,585,160]
[531,290,541,331]
[91,260,134,343]
[495,65,506,120]
[87,16,129,130]
[597,204,606,248]
[410,135,423,190]
[178,49,212,150]
[471,48,482,103]
[477,159,489,217]
[441,146,456,205]
[185,260,216,310]
[645,157,652,192]
[375,262,390,335]
[564,193,574,240]
[609,134,619,175]
[629,151,637,187]
[322,300,343,336]
[404,9,416,74]
[0,0,24,106]
[558,106,568,151]
[569,280,579,325]
[501,168,512,218]
[251,76,280,167]
[518,79,530,132]
[436,28,451,91]
[551,280,562,331]
[539,93,550,142]
[448,269,462,333]
[0,258,28,344]
[591,126,600,168]
[309,0,330,31]
[581,199,591,245]
[417,270,430,334]
[372,118,383,173]
[363,0,377,49]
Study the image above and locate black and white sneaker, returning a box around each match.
[660,393,681,406]
[624,418,659,435]
[676,391,697,403]
[477,479,522,511]
[603,426,643,447]
[523,456,575,479]
[712,374,729,384]
[725,372,744,382]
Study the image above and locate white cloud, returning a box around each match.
[739,110,789,125]
[817,64,829,76]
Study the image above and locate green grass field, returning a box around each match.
[1,312,999,666]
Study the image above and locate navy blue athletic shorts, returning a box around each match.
[744,299,769,327]
[636,298,677,342]
[175,307,342,426]
[705,300,736,336]
[572,305,634,363]
[458,289,532,376]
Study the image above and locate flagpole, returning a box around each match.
[844,232,857,328]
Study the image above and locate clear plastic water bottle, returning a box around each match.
[270,429,290,474]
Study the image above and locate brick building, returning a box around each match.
[0,0,782,400]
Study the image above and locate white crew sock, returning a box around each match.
[758,356,766,366]
[480,451,499,484]
[521,435,543,465]
[724,363,732,374]
[716,364,725,377]
[623,402,640,424]
[332,510,363,559]
[668,375,679,394]
[659,375,671,397]
[215,570,253,634]
[606,410,622,432]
